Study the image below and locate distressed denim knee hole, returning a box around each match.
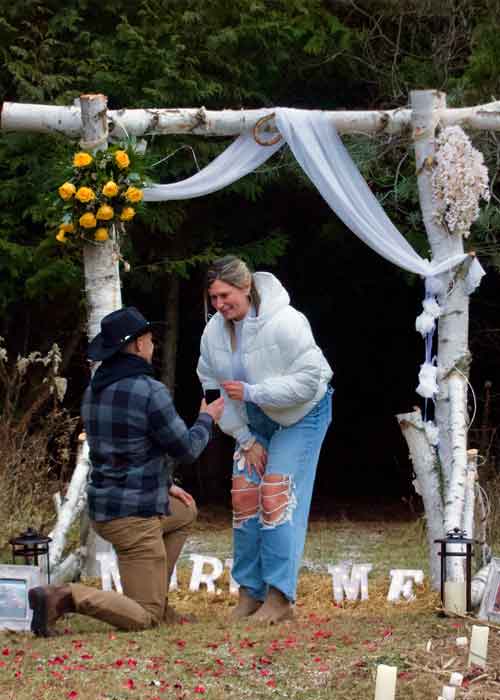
[231,475,260,528]
[260,474,296,528]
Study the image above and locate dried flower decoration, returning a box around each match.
[432,126,490,238]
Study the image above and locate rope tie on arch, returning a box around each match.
[253,113,282,146]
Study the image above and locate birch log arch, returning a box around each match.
[1,91,497,588]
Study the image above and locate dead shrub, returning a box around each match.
[0,338,77,551]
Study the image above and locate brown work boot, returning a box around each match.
[28,585,75,637]
[230,587,262,621]
[249,587,294,624]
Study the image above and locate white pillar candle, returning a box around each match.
[441,686,456,700]
[374,664,397,700]
[444,581,466,615]
[468,625,489,668]
[449,672,463,687]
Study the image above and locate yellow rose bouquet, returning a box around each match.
[52,141,148,245]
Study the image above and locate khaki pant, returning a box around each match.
[69,497,197,631]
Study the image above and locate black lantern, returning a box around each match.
[9,528,52,583]
[435,527,475,613]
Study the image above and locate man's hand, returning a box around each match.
[200,396,224,423]
[169,484,195,507]
[221,380,245,401]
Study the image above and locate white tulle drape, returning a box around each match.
[144,107,484,289]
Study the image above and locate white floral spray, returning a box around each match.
[432,126,490,237]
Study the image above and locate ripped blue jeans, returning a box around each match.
[231,387,333,602]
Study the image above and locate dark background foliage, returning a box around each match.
[1,0,500,510]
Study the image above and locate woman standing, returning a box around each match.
[197,256,333,623]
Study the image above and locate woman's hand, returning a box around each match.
[241,441,267,478]
[221,380,244,401]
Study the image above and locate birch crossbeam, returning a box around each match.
[3,99,500,138]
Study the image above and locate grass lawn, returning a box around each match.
[0,513,499,699]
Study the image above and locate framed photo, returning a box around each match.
[0,565,42,631]
[478,558,500,623]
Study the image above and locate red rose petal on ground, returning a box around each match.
[176,640,186,648]
[124,679,135,689]
[2,648,10,656]
[266,679,277,687]
[194,685,206,694]
[68,692,78,699]
[398,671,413,680]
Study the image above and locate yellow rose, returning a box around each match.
[56,230,68,243]
[94,228,109,242]
[115,150,130,169]
[124,186,143,203]
[75,186,95,203]
[73,152,93,168]
[102,181,119,198]
[79,212,97,229]
[120,206,136,221]
[96,205,114,221]
[58,182,76,201]
[60,223,75,234]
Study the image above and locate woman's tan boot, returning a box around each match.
[230,588,262,621]
[249,587,294,624]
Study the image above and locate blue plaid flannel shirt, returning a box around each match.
[81,375,212,521]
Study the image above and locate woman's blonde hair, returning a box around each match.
[205,256,261,314]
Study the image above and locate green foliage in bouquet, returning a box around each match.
[53,142,149,245]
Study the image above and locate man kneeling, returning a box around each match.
[29,307,223,635]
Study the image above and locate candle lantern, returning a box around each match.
[9,528,52,583]
[435,527,475,614]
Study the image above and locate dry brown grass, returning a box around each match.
[1,525,500,700]
[0,408,78,551]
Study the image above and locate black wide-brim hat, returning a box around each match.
[88,306,151,361]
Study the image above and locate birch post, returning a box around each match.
[396,90,474,586]
[396,407,444,587]
[79,94,122,577]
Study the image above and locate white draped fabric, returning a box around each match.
[144,107,484,288]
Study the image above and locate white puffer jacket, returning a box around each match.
[197,272,333,443]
